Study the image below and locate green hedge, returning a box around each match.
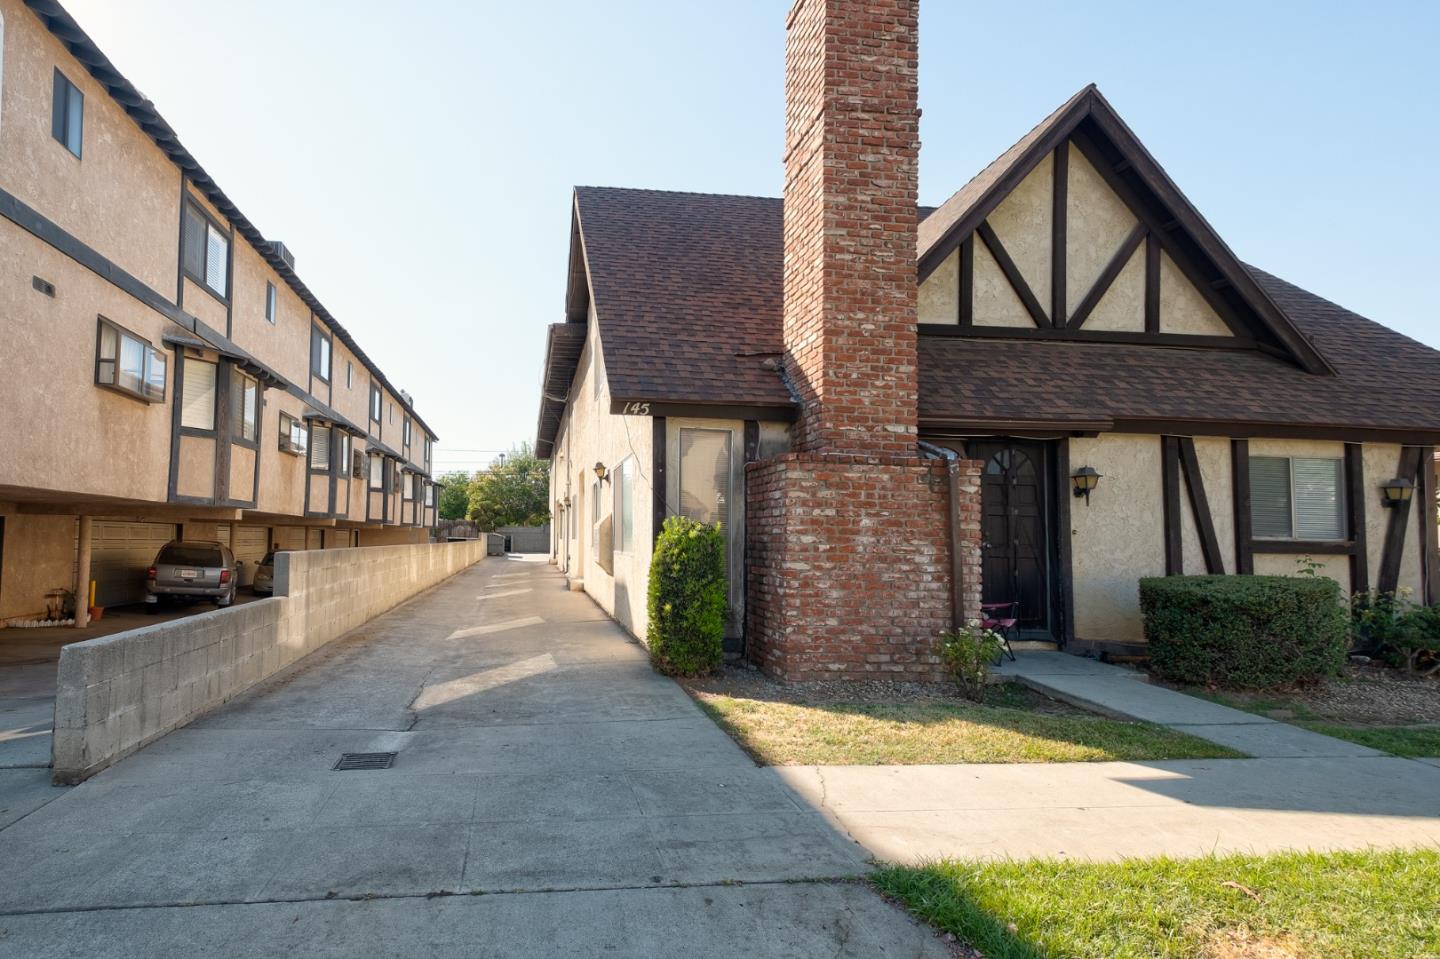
[646,516,726,676]
[1139,575,1347,688]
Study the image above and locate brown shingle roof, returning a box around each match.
[575,187,791,410]
[563,184,1440,441]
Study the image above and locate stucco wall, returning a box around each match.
[1069,434,1164,642]
[51,540,487,783]
[1179,436,1235,576]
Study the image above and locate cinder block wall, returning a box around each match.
[51,541,487,783]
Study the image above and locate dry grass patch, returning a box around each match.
[684,669,1238,765]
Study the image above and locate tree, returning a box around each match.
[467,444,550,530]
[436,471,473,521]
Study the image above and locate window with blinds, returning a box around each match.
[95,318,165,402]
[182,204,228,297]
[180,358,216,430]
[1250,455,1344,541]
[614,458,635,552]
[310,424,331,470]
[678,428,731,531]
[369,453,385,490]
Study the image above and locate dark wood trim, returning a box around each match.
[652,416,666,546]
[1231,439,1253,574]
[917,95,1091,282]
[607,400,795,422]
[175,173,187,308]
[1066,224,1145,330]
[1161,436,1182,574]
[1177,437,1224,573]
[1345,443,1369,594]
[1109,418,1440,446]
[1422,446,1438,605]
[918,323,1257,353]
[1144,232,1160,333]
[975,221,1050,328]
[921,417,1111,436]
[1051,145,1067,326]
[216,362,234,503]
[958,235,974,327]
[1250,538,1355,556]
[1377,445,1422,594]
[1053,438,1075,646]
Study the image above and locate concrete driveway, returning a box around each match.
[0,556,946,958]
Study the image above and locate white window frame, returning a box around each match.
[309,423,331,471]
[230,368,258,443]
[1249,455,1346,542]
[310,326,331,382]
[368,452,385,491]
[279,412,307,455]
[95,317,165,403]
[264,281,277,324]
[590,481,601,561]
[180,357,217,431]
[182,204,229,299]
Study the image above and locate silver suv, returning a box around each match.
[145,540,238,608]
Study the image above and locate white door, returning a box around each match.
[89,521,178,607]
[668,420,744,640]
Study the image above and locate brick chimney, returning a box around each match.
[782,0,920,456]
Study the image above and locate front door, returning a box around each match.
[972,440,1054,639]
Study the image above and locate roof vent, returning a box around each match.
[271,241,296,271]
[400,390,413,406]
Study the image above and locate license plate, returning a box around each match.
[178,569,198,580]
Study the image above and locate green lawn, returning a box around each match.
[874,848,1440,959]
[691,692,1239,765]
[1187,690,1440,758]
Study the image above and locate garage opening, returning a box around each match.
[87,521,179,607]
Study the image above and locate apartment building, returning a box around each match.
[0,0,438,623]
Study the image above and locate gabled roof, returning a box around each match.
[24,0,437,440]
[536,92,1440,452]
[917,85,1331,375]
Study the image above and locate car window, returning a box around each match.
[158,545,223,566]
[259,552,276,566]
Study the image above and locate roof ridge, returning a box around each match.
[575,185,782,203]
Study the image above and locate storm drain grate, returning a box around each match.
[333,752,397,771]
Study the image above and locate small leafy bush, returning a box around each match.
[1389,604,1440,676]
[1350,589,1408,656]
[938,622,1005,699]
[647,516,726,676]
[1140,575,1347,688]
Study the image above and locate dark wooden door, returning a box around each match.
[973,440,1052,637]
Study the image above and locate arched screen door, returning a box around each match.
[972,440,1054,638]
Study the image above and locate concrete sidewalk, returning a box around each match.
[996,650,1386,758]
[0,557,946,958]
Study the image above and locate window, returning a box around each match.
[346,361,353,389]
[678,428,732,530]
[369,385,382,422]
[369,453,384,490]
[279,412,307,455]
[424,483,434,507]
[614,458,634,552]
[180,358,217,430]
[388,403,394,425]
[309,424,331,470]
[402,472,414,501]
[182,205,229,298]
[310,327,331,381]
[403,417,411,447]
[230,369,258,442]
[95,318,165,402]
[335,431,351,476]
[51,69,83,158]
[265,282,277,324]
[1250,456,1345,541]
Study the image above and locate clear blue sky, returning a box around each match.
[64,1,1440,472]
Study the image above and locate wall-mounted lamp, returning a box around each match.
[1071,466,1102,505]
[593,461,610,484]
[1380,477,1415,508]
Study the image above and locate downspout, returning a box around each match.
[918,440,967,633]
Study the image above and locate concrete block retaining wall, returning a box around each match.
[52,540,487,783]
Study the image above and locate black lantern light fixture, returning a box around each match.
[593,461,610,484]
[1380,477,1414,508]
[1070,466,1102,505]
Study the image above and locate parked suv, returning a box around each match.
[145,540,238,608]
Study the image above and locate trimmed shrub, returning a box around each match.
[646,516,726,676]
[1140,575,1348,688]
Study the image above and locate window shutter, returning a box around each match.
[1293,457,1344,540]
[183,207,206,278]
[181,359,216,430]
[1249,456,1292,539]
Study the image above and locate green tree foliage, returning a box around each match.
[436,471,474,521]
[466,444,550,530]
[647,516,726,676]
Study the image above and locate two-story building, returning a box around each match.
[0,0,438,624]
